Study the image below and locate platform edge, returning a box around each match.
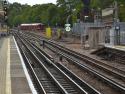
[13,36,37,94]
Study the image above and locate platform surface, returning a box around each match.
[104,44,125,51]
[0,37,8,94]
[0,36,33,94]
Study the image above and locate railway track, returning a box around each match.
[41,43,125,93]
[92,47,125,64]
[22,32,125,75]
[14,32,100,94]
[21,32,125,76]
[17,31,125,94]
[15,35,64,94]
[43,43,125,83]
[22,31,125,75]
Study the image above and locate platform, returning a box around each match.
[0,36,35,94]
[104,44,125,52]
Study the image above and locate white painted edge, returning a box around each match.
[13,36,37,94]
[6,37,11,94]
[105,44,125,52]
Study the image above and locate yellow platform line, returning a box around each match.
[6,37,11,94]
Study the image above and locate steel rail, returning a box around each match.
[21,31,125,75]
[44,40,125,75]
[18,31,125,93]
[15,36,46,94]
[20,32,125,80]
[44,42,125,80]
[95,47,125,64]
[20,32,125,86]
[14,34,68,94]
[16,33,87,94]
[23,34,101,94]
[44,44,125,94]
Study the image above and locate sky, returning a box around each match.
[8,0,57,5]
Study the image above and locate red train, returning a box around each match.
[20,23,45,31]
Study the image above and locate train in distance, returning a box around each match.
[20,23,45,31]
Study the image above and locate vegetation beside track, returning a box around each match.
[8,0,125,27]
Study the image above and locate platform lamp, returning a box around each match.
[115,25,120,45]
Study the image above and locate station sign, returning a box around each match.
[65,24,71,32]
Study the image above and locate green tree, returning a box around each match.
[7,0,125,27]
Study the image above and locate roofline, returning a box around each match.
[20,23,44,26]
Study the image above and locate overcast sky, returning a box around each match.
[8,0,57,5]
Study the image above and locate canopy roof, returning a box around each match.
[102,8,114,17]
[20,23,44,26]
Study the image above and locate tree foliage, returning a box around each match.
[8,0,125,27]
[8,3,61,27]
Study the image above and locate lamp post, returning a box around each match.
[115,25,120,45]
[113,0,120,45]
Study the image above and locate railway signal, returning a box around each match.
[80,0,91,22]
[3,0,7,6]
[3,0,8,22]
[82,0,91,5]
